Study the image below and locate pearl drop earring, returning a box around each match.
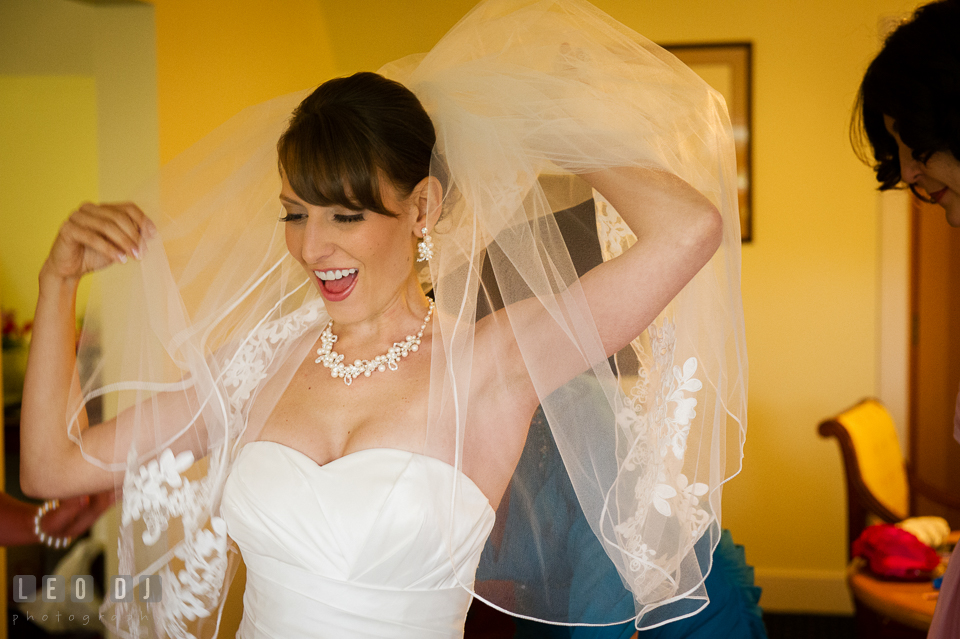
[417,226,434,262]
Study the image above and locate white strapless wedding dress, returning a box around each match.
[220,441,496,638]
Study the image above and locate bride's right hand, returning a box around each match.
[45,202,157,281]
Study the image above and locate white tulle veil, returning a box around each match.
[70,0,746,635]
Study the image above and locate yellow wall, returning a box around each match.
[0,73,92,639]
[154,0,337,162]
[0,0,158,321]
[0,76,99,323]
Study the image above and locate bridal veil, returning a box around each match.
[71,0,747,635]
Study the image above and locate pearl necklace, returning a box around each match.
[316,300,435,386]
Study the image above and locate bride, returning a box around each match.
[20,0,746,637]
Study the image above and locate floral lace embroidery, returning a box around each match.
[595,193,712,595]
[122,449,201,546]
[594,193,651,405]
[222,301,323,413]
[114,301,325,638]
[158,519,230,639]
[613,320,711,592]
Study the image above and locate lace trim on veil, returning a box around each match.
[109,301,324,638]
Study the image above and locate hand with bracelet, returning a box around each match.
[0,490,115,548]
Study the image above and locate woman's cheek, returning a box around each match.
[284,225,301,260]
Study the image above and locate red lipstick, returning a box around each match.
[315,270,358,302]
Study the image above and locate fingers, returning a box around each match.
[39,498,86,537]
[61,501,109,538]
[39,491,117,539]
[102,202,157,252]
[63,490,116,537]
[72,202,154,263]
[94,488,118,508]
[51,202,157,280]
[118,202,158,241]
[60,216,129,267]
[48,200,158,282]
[81,204,139,261]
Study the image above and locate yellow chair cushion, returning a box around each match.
[837,400,909,520]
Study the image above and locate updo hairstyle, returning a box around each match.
[853,0,960,191]
[278,72,436,217]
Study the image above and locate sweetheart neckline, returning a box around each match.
[242,440,494,513]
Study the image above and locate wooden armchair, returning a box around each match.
[819,398,960,637]
[818,398,960,558]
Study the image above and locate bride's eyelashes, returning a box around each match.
[332,213,364,223]
[279,202,305,222]
[278,210,365,224]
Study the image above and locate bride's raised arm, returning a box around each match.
[475,166,721,412]
[574,167,720,361]
[20,203,205,499]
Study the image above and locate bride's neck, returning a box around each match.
[330,279,432,347]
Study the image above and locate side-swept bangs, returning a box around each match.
[277,72,437,217]
[278,104,392,215]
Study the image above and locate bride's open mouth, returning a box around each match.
[315,268,358,301]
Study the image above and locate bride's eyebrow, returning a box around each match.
[279,195,305,206]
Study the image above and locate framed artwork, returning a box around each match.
[663,42,753,242]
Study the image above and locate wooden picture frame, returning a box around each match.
[663,42,753,243]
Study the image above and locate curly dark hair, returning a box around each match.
[852,0,960,192]
[278,72,436,217]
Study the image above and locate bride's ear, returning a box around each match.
[412,176,443,234]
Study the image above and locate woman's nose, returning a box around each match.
[898,144,925,184]
[300,217,335,264]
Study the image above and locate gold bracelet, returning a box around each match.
[33,499,71,549]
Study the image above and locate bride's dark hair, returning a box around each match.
[278,72,436,217]
[852,0,960,191]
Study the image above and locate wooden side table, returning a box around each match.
[847,531,957,638]
[848,558,936,631]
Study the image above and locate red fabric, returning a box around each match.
[852,524,940,580]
